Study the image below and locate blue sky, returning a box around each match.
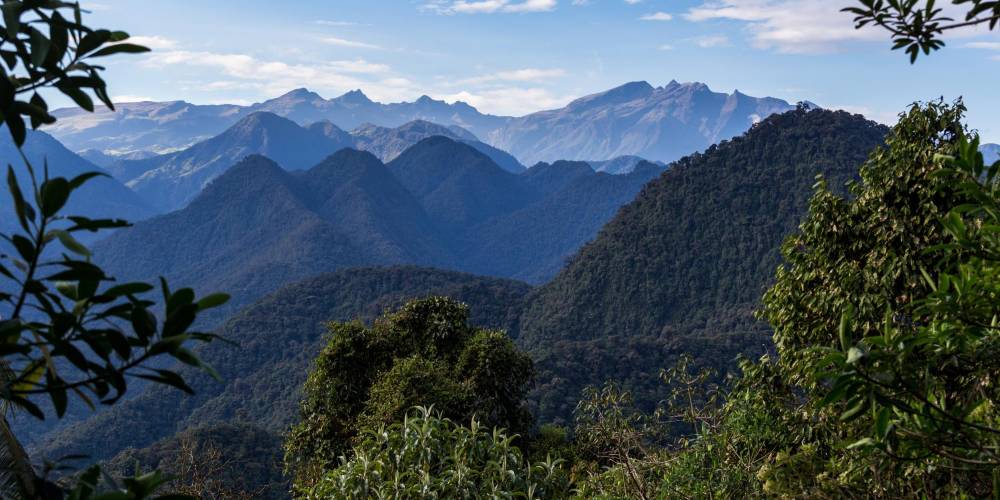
[80,0,1000,141]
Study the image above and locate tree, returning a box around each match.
[0,1,229,498]
[310,407,571,499]
[284,297,534,492]
[758,100,998,496]
[845,0,1000,62]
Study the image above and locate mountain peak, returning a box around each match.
[339,89,373,104]
[569,81,655,108]
[281,88,323,100]
[230,111,296,132]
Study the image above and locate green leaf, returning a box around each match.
[875,407,891,438]
[196,293,229,311]
[846,346,866,364]
[846,437,876,449]
[51,229,91,257]
[90,43,150,58]
[40,177,71,217]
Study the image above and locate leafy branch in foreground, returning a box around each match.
[1,0,150,146]
[0,3,229,497]
[819,133,1000,470]
[1,162,229,419]
[0,159,229,498]
[844,0,1000,62]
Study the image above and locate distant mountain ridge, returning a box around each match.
[489,81,796,165]
[91,136,663,323]
[983,143,1000,164]
[111,112,526,212]
[45,81,798,167]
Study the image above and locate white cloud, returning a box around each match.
[437,87,573,115]
[455,68,566,85]
[685,0,883,53]
[658,44,674,50]
[625,0,642,4]
[966,41,1000,50]
[684,0,986,54]
[141,50,413,101]
[422,0,557,14]
[693,35,730,48]
[317,36,381,50]
[125,35,178,50]
[315,20,358,27]
[640,12,672,21]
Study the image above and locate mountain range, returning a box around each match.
[44,81,800,167]
[28,107,891,479]
[89,136,663,321]
[111,113,526,212]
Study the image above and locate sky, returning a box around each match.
[77,0,1000,141]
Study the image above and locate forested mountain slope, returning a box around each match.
[517,107,889,422]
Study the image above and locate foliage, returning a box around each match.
[0,0,148,146]
[284,296,534,492]
[310,406,571,499]
[845,0,1000,62]
[0,3,230,498]
[816,130,1000,473]
[753,100,998,496]
[35,267,530,471]
[106,423,286,500]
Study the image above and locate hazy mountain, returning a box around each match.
[48,100,244,154]
[94,152,446,318]
[983,143,1000,164]
[46,82,797,168]
[517,108,888,423]
[251,89,510,139]
[125,112,355,211]
[0,130,154,233]
[462,160,665,283]
[44,89,508,156]
[79,148,157,169]
[33,266,530,465]
[350,120,524,172]
[587,155,667,174]
[489,81,796,165]
[387,137,535,231]
[85,135,658,328]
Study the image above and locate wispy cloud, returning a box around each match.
[142,50,411,101]
[658,44,674,51]
[315,20,358,27]
[966,41,1000,50]
[455,68,566,85]
[639,12,672,21]
[317,36,381,49]
[692,35,730,48]
[422,0,557,14]
[437,87,573,115]
[126,35,178,50]
[624,0,642,4]
[685,0,885,53]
